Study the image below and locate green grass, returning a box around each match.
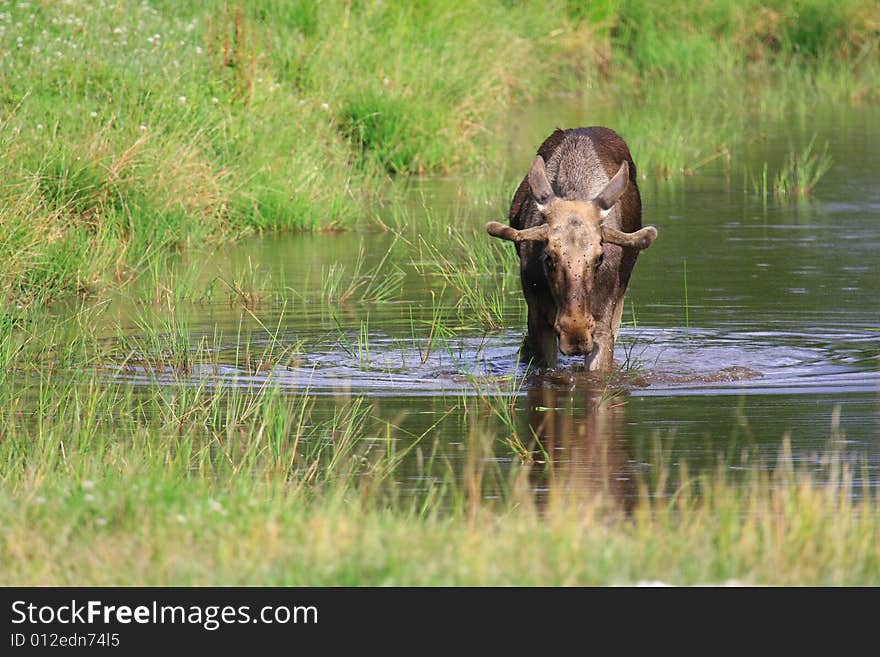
[747,137,834,201]
[612,0,879,75]
[772,137,834,199]
[2,1,878,309]
[0,0,593,308]
[412,229,518,330]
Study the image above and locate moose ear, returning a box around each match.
[594,161,630,216]
[527,156,556,210]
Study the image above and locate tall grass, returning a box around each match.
[610,0,879,78]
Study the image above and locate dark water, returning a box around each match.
[106,101,880,504]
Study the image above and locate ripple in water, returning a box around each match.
[104,326,880,398]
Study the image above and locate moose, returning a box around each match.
[486,127,658,370]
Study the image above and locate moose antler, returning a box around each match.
[485,222,550,243]
[601,225,658,250]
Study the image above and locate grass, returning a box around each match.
[748,137,833,201]
[1,306,878,585]
[0,0,594,308]
[412,230,517,330]
[1,1,878,309]
[320,236,406,306]
[683,259,690,331]
[772,137,834,199]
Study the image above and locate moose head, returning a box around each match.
[486,154,656,360]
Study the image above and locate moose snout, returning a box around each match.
[558,331,593,356]
[555,316,594,356]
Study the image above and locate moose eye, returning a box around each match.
[595,252,605,269]
[540,252,556,270]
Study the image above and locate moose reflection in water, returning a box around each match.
[526,380,635,514]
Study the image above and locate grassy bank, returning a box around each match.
[1,1,878,308]
[0,0,588,308]
[6,473,879,586]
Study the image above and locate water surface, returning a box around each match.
[102,100,880,504]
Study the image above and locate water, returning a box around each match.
[102,101,880,503]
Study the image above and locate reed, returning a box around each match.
[772,138,834,199]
